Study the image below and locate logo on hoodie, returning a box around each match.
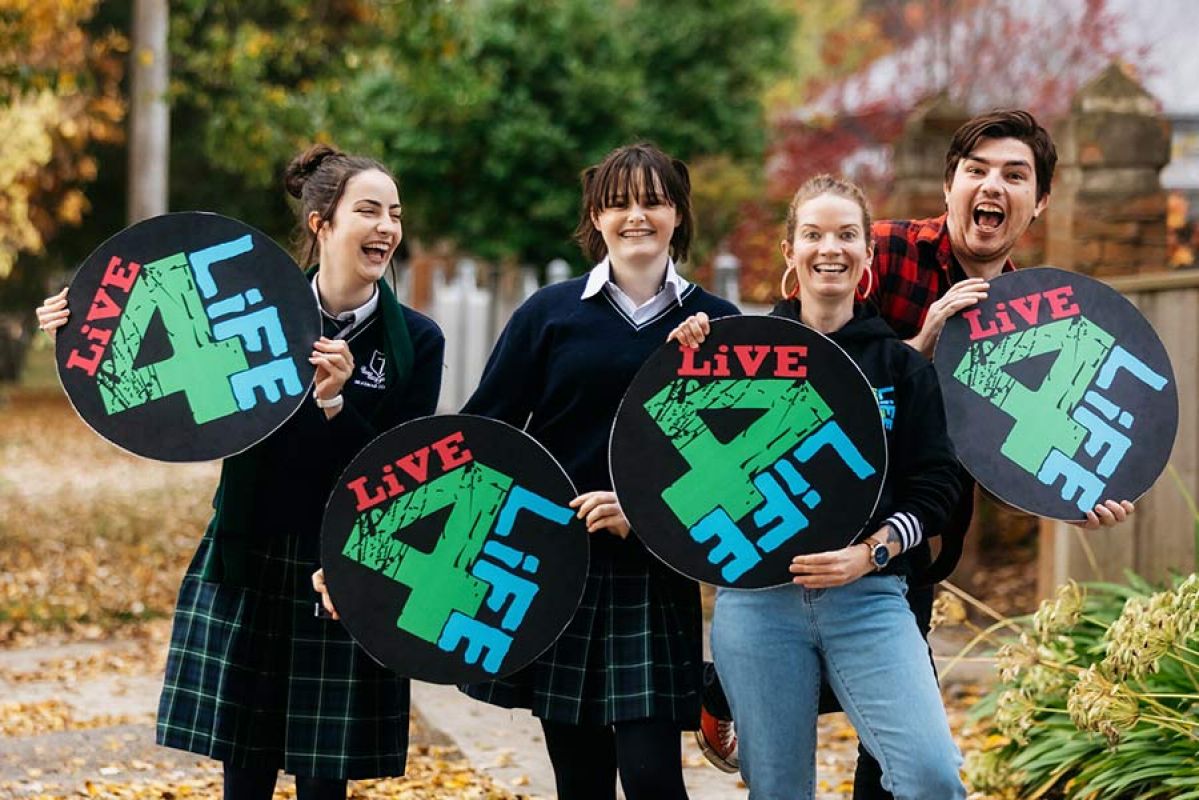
[875,386,895,431]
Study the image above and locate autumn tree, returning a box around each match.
[731,0,1142,303]
[0,0,126,377]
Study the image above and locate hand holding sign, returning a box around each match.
[321,415,589,683]
[612,315,887,588]
[934,267,1177,522]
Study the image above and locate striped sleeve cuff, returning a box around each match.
[884,512,923,553]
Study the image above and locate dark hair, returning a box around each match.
[574,142,694,264]
[284,144,398,266]
[784,174,873,248]
[944,109,1057,202]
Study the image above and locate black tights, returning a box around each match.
[540,719,689,800]
[223,762,347,800]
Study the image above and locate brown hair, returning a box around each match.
[784,174,873,247]
[944,109,1057,202]
[284,144,398,267]
[574,142,694,264]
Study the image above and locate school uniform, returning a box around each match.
[461,260,740,728]
[156,275,444,780]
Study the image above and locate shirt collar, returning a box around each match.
[579,257,687,305]
[312,273,379,332]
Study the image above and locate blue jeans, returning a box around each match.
[711,575,964,800]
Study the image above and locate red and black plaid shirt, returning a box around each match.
[867,214,1015,340]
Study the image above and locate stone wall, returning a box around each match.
[1046,63,1171,277]
[886,92,969,221]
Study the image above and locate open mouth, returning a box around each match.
[813,264,848,274]
[621,229,655,239]
[973,203,1006,231]
[362,242,391,264]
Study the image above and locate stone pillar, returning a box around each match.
[888,92,969,220]
[1047,63,1171,277]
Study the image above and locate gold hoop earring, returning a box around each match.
[855,267,874,301]
[779,264,800,300]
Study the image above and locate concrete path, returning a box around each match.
[408,627,993,800]
[410,682,747,800]
[1,629,992,799]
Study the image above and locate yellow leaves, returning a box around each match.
[0,388,219,645]
[57,189,89,225]
[0,699,141,737]
[0,0,101,75]
[0,0,123,273]
[241,27,275,60]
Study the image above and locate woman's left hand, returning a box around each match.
[569,491,631,539]
[789,544,873,588]
[310,337,354,417]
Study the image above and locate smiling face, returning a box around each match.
[782,192,873,306]
[590,169,681,272]
[944,136,1048,275]
[312,169,403,287]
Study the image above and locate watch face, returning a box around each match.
[872,545,889,568]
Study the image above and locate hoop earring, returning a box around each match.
[854,267,874,302]
[780,264,800,300]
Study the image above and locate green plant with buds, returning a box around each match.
[939,572,1199,799]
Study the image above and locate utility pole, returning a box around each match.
[127,0,169,223]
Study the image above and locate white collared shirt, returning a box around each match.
[312,275,379,340]
[580,257,690,326]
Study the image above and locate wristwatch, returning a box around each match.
[863,535,891,571]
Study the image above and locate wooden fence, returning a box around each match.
[1039,269,1199,595]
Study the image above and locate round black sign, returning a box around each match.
[55,212,319,462]
[934,267,1178,521]
[610,315,887,589]
[321,415,590,683]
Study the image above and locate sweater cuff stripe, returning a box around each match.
[885,512,923,552]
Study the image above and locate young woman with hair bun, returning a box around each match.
[39,144,445,799]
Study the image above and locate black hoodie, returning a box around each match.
[771,298,961,578]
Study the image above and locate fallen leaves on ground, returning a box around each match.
[0,632,168,685]
[0,699,146,737]
[0,390,218,646]
[0,745,527,800]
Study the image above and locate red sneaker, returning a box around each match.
[695,705,739,773]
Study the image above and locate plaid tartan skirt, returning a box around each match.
[156,527,409,779]
[463,547,703,728]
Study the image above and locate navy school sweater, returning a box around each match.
[462,276,740,562]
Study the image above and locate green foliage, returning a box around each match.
[964,574,1199,799]
[167,0,396,246]
[340,0,639,265]
[688,155,764,270]
[168,0,794,268]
